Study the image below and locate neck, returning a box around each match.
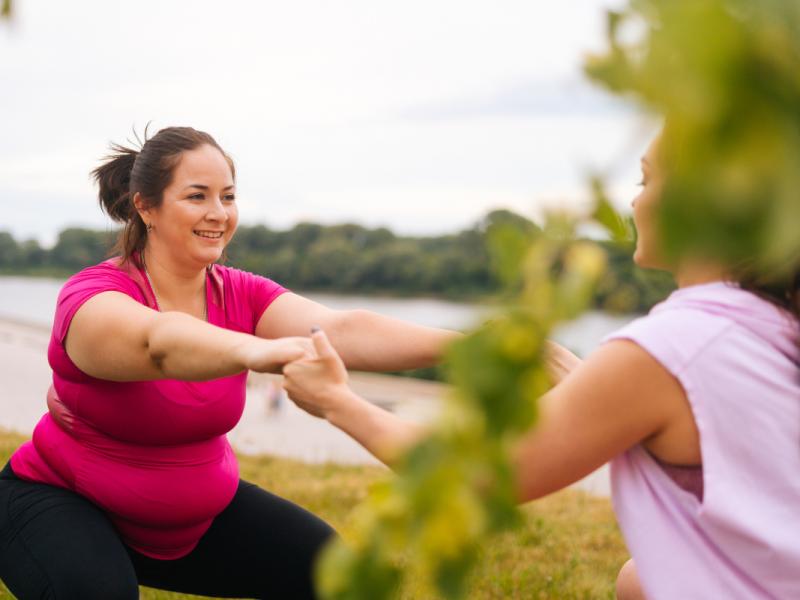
[674,260,729,289]
[142,246,207,306]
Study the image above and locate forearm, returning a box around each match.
[329,309,461,371]
[147,311,262,380]
[327,389,424,467]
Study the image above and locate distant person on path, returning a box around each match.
[0,126,461,599]
[265,380,286,416]
[283,134,800,600]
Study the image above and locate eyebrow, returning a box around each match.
[183,184,235,191]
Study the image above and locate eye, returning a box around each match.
[223,193,236,202]
[188,193,205,200]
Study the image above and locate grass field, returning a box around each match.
[0,430,627,599]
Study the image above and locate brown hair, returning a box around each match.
[738,267,800,324]
[91,126,235,264]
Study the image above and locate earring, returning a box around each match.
[146,223,153,233]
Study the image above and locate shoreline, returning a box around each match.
[0,313,51,334]
[0,271,495,305]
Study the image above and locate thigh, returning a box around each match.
[0,462,138,600]
[131,480,337,600]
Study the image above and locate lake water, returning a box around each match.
[0,275,637,357]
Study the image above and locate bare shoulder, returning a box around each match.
[514,339,697,500]
[558,339,700,466]
[548,339,685,415]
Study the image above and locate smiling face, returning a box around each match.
[631,137,669,271]
[137,144,238,271]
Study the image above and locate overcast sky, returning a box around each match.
[0,0,657,246]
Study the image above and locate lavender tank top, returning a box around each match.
[605,282,800,599]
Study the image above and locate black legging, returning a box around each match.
[0,461,336,599]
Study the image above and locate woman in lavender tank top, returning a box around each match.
[283,135,800,599]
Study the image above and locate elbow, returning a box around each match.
[315,308,365,340]
[145,312,189,375]
[337,308,374,331]
[510,446,545,504]
[325,308,372,354]
[512,469,537,505]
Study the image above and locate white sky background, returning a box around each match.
[0,0,658,246]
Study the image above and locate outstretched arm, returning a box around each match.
[282,329,424,466]
[284,331,693,500]
[256,293,460,371]
[511,339,693,501]
[66,291,314,382]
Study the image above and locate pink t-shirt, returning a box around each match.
[606,282,800,599]
[10,258,287,559]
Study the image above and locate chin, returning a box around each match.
[632,247,645,268]
[192,248,224,267]
[633,248,657,271]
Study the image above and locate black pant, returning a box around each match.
[0,461,335,599]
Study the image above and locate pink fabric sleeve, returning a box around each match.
[219,266,288,334]
[248,273,288,329]
[52,262,141,346]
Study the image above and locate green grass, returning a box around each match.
[0,430,627,599]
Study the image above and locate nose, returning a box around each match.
[206,197,228,223]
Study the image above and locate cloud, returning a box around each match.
[400,77,632,121]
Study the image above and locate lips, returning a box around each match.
[194,230,224,239]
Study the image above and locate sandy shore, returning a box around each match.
[0,317,609,496]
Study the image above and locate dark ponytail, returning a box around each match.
[92,143,138,223]
[91,126,235,265]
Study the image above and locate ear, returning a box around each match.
[132,192,150,221]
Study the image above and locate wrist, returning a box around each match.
[325,387,368,427]
[233,336,265,371]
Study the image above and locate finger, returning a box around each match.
[303,341,318,360]
[310,328,337,359]
[282,362,296,377]
[278,343,307,364]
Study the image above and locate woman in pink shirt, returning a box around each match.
[283,135,800,599]
[0,126,460,599]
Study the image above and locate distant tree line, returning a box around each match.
[0,209,674,313]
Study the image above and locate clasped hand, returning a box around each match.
[281,329,351,420]
[274,333,581,422]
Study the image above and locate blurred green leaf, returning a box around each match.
[316,1,800,597]
[587,0,800,280]
[591,178,635,248]
[317,214,604,598]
